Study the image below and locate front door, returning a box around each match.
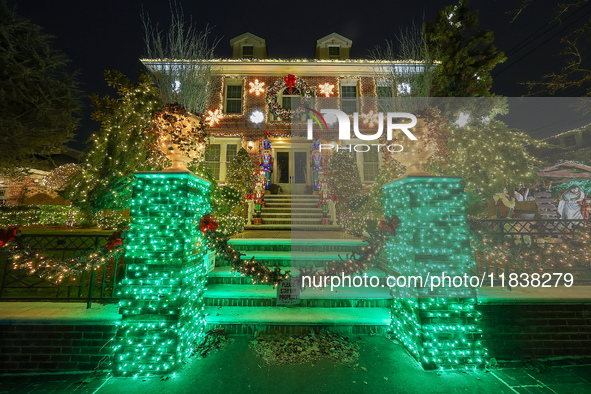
[275,149,309,194]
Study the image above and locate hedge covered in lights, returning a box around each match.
[0,205,127,229]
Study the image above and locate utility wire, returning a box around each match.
[493,8,591,77]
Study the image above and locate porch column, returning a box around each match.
[383,176,487,370]
[113,171,211,376]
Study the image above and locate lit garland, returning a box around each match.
[383,177,487,370]
[203,215,393,285]
[470,219,591,275]
[0,226,125,284]
[266,74,314,120]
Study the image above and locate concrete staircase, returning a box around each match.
[204,238,392,335]
[245,194,340,231]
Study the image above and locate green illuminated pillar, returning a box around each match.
[383,176,486,370]
[113,171,211,377]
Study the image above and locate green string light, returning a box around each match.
[383,176,487,371]
[113,172,211,377]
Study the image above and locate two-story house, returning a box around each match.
[142,32,423,193]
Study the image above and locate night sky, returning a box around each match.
[9,0,591,150]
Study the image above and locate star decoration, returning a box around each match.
[361,110,380,127]
[318,83,335,97]
[205,109,223,126]
[248,79,265,96]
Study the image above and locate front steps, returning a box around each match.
[203,238,392,335]
[245,194,340,230]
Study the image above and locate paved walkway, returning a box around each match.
[1,336,589,394]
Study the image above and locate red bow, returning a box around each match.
[379,216,399,235]
[265,131,270,138]
[246,193,253,200]
[331,194,338,202]
[106,228,126,250]
[0,226,20,248]
[284,74,296,94]
[200,214,219,234]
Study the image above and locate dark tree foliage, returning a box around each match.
[0,2,81,175]
[424,0,506,97]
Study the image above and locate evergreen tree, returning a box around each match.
[0,2,81,176]
[327,151,362,206]
[426,118,545,211]
[65,71,162,211]
[226,148,256,198]
[424,0,506,97]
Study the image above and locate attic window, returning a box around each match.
[242,46,254,58]
[564,135,577,146]
[328,46,340,58]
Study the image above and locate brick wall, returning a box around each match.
[0,324,116,373]
[478,303,591,361]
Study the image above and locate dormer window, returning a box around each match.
[328,46,340,58]
[242,45,254,58]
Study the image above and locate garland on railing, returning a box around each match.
[0,226,126,284]
[468,218,591,274]
[200,214,398,286]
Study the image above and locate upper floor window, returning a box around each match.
[224,79,243,114]
[242,46,254,58]
[340,81,358,114]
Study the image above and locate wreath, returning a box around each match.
[266,74,314,120]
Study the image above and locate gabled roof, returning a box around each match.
[539,161,591,179]
[229,32,266,45]
[316,32,352,47]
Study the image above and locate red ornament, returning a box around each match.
[0,226,20,248]
[200,214,219,234]
[379,216,399,235]
[284,74,297,94]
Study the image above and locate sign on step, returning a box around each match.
[277,278,301,306]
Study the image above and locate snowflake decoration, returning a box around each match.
[318,83,335,97]
[361,110,380,127]
[250,110,264,124]
[205,109,223,126]
[249,79,265,96]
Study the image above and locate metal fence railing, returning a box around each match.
[0,234,124,309]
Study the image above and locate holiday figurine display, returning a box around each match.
[310,137,323,191]
[260,132,273,189]
[318,172,331,224]
[253,182,264,225]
